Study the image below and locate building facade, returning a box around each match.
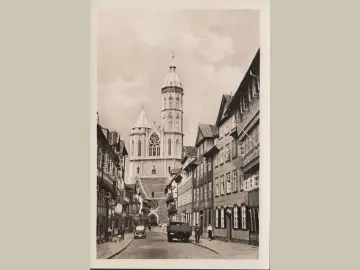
[227,49,260,246]
[122,183,141,232]
[177,146,197,224]
[193,124,217,235]
[107,131,128,233]
[97,123,122,243]
[210,49,260,245]
[128,54,185,225]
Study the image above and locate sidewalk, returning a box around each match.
[97,233,134,259]
[189,235,259,259]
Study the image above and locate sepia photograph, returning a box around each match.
[91,0,269,268]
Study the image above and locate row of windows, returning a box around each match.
[178,189,192,207]
[215,170,239,196]
[163,95,182,109]
[215,205,254,230]
[219,115,236,138]
[214,124,259,167]
[239,74,260,114]
[239,124,259,156]
[131,138,182,157]
[97,151,121,178]
[193,182,213,202]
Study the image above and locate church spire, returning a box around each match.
[169,51,176,71]
[133,106,151,129]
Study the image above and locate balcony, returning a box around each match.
[243,175,259,192]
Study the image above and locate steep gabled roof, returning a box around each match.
[215,94,232,126]
[227,48,260,112]
[133,107,151,129]
[195,124,217,146]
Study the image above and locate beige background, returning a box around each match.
[0,0,358,270]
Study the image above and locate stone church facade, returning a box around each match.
[128,55,184,225]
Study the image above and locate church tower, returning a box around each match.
[161,53,184,161]
[127,53,184,225]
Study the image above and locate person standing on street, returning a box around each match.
[195,223,201,243]
[107,226,112,242]
[207,223,213,241]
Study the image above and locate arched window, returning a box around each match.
[137,140,141,157]
[149,133,160,157]
[168,114,173,130]
[169,95,173,108]
[136,167,139,174]
[168,139,172,156]
[241,205,247,229]
[163,97,166,109]
[176,97,180,108]
[221,208,225,228]
[131,140,134,156]
[152,191,155,198]
[233,205,239,229]
[176,114,180,131]
[175,139,180,156]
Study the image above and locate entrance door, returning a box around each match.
[226,214,232,241]
[149,214,158,226]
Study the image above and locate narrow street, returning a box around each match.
[112,229,221,259]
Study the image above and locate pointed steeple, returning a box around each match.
[163,52,182,88]
[169,51,176,71]
[133,106,151,129]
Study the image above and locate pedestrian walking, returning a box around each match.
[117,226,123,242]
[207,223,213,241]
[107,226,112,242]
[195,223,201,243]
[148,224,151,231]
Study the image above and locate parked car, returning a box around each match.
[166,221,192,242]
[134,225,146,239]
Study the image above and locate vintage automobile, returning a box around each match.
[134,225,146,239]
[166,221,192,242]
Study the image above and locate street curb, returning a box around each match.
[106,238,135,259]
[189,240,220,255]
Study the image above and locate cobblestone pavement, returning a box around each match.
[111,230,222,259]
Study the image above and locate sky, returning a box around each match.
[97,8,260,157]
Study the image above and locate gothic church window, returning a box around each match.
[168,114,173,130]
[131,140,134,156]
[176,97,180,108]
[138,140,141,157]
[149,133,160,157]
[163,97,166,109]
[169,95,173,108]
[168,139,172,156]
[175,139,180,156]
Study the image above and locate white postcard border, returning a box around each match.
[90,0,270,269]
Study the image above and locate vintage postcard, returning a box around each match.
[91,0,270,269]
